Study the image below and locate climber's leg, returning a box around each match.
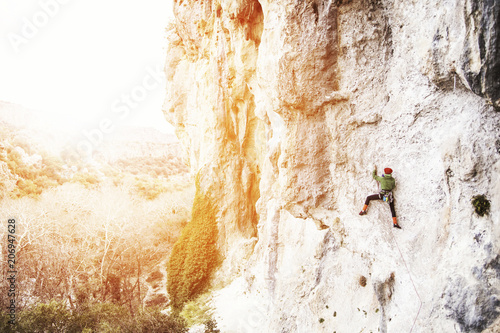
[365,194,381,205]
[389,201,396,217]
[390,202,401,229]
[359,194,381,215]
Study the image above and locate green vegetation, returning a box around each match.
[178,292,220,332]
[1,148,65,198]
[0,123,217,329]
[0,301,187,333]
[0,127,189,200]
[204,320,220,333]
[167,177,220,309]
[71,172,100,188]
[2,146,187,199]
[0,180,195,330]
[134,175,168,200]
[180,293,213,327]
[472,195,491,217]
[13,178,42,198]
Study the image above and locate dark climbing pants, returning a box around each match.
[365,194,396,217]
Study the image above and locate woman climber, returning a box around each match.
[359,167,402,229]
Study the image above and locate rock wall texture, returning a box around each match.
[163,0,500,332]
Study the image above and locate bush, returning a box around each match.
[180,293,213,327]
[2,301,188,333]
[135,307,188,333]
[34,175,59,189]
[134,177,165,200]
[42,155,65,184]
[16,300,72,333]
[72,172,100,188]
[71,302,133,332]
[204,319,220,333]
[472,195,491,217]
[0,311,14,333]
[13,179,42,198]
[167,177,220,309]
[5,147,67,198]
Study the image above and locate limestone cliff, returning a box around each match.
[163,0,500,332]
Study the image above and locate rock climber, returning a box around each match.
[359,167,402,229]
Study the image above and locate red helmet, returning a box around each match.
[384,168,393,174]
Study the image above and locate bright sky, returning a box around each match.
[0,0,174,133]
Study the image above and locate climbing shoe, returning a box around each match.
[359,210,367,215]
[393,224,402,229]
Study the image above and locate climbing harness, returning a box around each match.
[379,190,394,203]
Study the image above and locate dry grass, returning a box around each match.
[0,179,195,310]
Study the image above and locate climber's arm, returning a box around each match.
[372,169,383,182]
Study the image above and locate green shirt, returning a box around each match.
[373,170,396,191]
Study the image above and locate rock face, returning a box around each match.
[163,0,500,332]
[163,0,265,256]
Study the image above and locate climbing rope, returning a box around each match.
[389,226,423,333]
[372,168,422,331]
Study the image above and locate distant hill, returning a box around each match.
[95,126,182,162]
[0,100,185,163]
[0,101,39,127]
[0,101,70,155]
[0,101,189,199]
